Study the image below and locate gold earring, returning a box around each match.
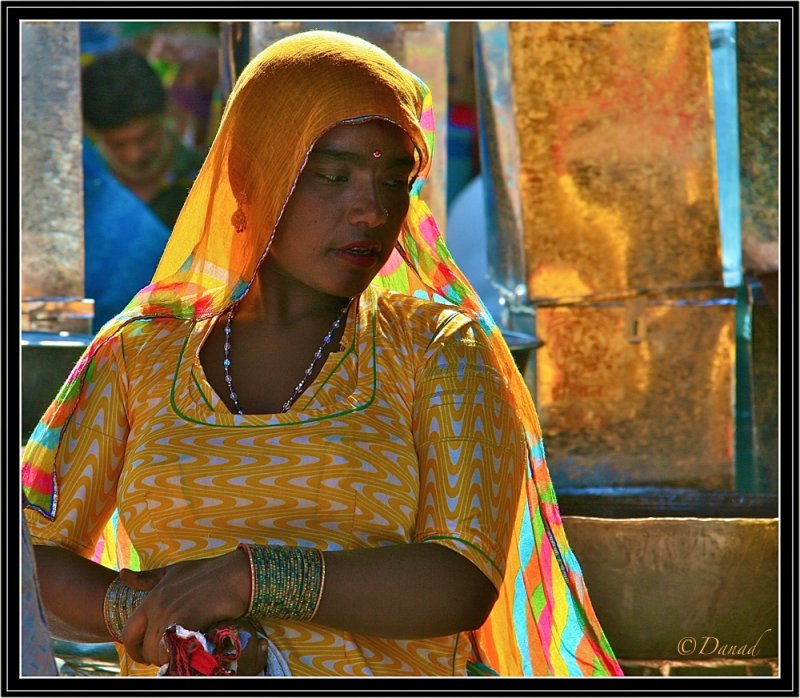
[231,191,248,234]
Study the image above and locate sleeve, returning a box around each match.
[412,313,526,591]
[24,334,130,559]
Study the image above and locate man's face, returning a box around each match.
[94,115,168,183]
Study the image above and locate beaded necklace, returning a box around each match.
[223,298,353,415]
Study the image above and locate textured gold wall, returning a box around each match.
[510,21,723,299]
[536,302,735,488]
[504,22,734,488]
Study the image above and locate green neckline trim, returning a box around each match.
[169,303,377,427]
[190,369,214,410]
[419,535,503,577]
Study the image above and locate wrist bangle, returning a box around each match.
[102,577,148,642]
[237,542,257,616]
[245,545,325,623]
[310,549,325,620]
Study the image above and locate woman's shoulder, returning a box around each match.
[97,315,194,364]
[374,288,475,336]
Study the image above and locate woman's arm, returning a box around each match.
[122,541,497,667]
[34,536,496,665]
[25,332,132,644]
[315,542,498,637]
[33,545,118,643]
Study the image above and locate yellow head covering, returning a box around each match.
[145,30,430,317]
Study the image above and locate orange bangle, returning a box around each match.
[237,542,256,616]
[310,549,326,619]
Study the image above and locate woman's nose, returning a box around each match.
[348,185,388,228]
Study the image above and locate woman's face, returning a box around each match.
[263,119,417,299]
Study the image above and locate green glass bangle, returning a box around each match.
[245,544,324,623]
[102,577,148,642]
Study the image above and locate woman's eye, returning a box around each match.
[317,173,348,184]
[383,176,410,189]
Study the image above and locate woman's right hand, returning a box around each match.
[120,548,251,667]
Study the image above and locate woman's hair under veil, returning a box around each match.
[22,30,621,676]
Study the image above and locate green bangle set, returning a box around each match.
[238,543,325,623]
[103,577,148,642]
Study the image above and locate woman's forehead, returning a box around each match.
[310,121,417,168]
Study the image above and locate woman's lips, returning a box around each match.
[334,243,381,268]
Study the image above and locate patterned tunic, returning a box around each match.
[25,285,525,676]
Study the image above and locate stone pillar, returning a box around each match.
[736,21,779,493]
[477,21,736,490]
[21,21,91,333]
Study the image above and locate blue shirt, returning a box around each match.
[83,138,171,332]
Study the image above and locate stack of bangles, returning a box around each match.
[238,544,326,622]
[102,545,326,642]
[103,577,148,642]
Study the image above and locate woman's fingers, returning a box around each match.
[119,566,167,591]
[121,586,176,665]
[118,550,252,666]
[205,618,268,675]
[157,632,172,667]
[120,604,149,664]
[150,624,172,668]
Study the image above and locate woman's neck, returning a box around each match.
[234,262,349,328]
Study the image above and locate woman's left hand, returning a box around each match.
[119,549,251,666]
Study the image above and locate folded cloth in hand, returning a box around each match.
[158,624,241,676]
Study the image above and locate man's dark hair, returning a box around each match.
[82,48,167,130]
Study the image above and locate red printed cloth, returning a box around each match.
[159,624,241,676]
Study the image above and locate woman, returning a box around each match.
[22,30,622,677]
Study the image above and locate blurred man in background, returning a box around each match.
[82,48,205,230]
[81,48,206,330]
